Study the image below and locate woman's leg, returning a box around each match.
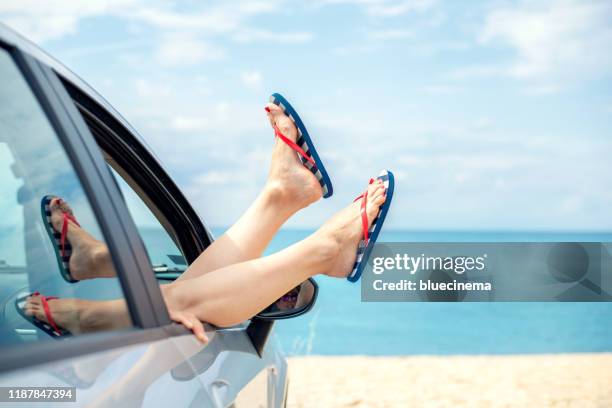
[46,103,319,282]
[178,103,322,280]
[164,179,387,327]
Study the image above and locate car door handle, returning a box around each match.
[210,379,230,408]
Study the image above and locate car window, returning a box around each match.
[0,48,132,346]
[107,166,187,280]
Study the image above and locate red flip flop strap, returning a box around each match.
[360,191,369,243]
[274,125,315,165]
[60,213,70,258]
[354,178,376,243]
[66,213,80,228]
[40,295,62,335]
[59,212,80,259]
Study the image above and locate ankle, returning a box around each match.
[304,233,341,275]
[261,182,303,214]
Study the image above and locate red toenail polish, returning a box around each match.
[265,107,271,113]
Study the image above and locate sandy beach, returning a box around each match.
[287,353,612,408]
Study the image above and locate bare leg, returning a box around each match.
[164,179,387,327]
[179,103,322,280]
[54,102,321,282]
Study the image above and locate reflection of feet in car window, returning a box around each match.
[49,198,116,280]
[24,294,130,335]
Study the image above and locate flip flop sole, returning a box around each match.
[348,169,395,282]
[41,195,77,283]
[15,292,71,339]
[270,93,334,198]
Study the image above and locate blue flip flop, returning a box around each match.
[269,93,333,198]
[41,195,80,283]
[347,170,395,283]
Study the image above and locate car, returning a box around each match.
[0,23,317,407]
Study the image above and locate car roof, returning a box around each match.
[0,22,158,158]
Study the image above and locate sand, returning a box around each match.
[287,353,612,408]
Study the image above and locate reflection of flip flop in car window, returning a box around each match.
[42,195,117,282]
[15,292,130,338]
[19,95,395,345]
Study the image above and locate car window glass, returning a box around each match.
[0,48,132,346]
[108,167,187,279]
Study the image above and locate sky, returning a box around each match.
[1,0,611,231]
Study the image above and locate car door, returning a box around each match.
[0,30,286,407]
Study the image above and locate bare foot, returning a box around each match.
[49,198,116,280]
[24,295,130,334]
[315,179,387,278]
[264,103,322,210]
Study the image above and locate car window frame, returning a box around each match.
[0,41,176,373]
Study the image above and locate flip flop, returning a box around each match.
[41,195,81,283]
[347,170,395,283]
[268,93,333,198]
[15,292,71,339]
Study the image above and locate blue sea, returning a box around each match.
[165,228,612,356]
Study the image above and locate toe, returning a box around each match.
[265,103,276,128]
[371,184,386,199]
[59,200,73,216]
[49,198,61,211]
[367,180,383,196]
[373,192,387,207]
[264,103,280,114]
[268,105,297,139]
[28,295,41,307]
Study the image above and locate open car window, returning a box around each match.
[107,165,188,281]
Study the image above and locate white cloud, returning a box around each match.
[0,0,288,42]
[520,84,562,96]
[421,84,463,95]
[320,0,436,17]
[444,65,504,81]
[231,28,314,44]
[0,0,139,42]
[480,0,612,83]
[366,28,414,41]
[332,44,377,56]
[0,0,285,65]
[155,34,226,66]
[240,71,263,91]
[170,116,212,132]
